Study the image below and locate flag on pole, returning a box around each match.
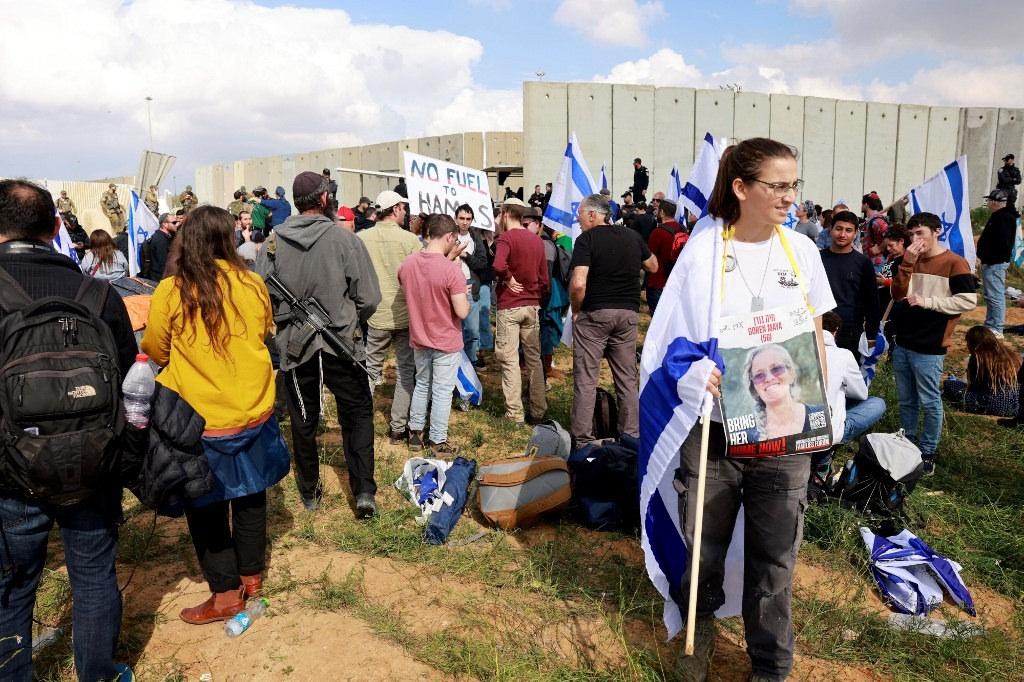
[666,164,687,223]
[909,156,975,271]
[542,132,597,241]
[600,163,608,192]
[52,215,80,265]
[639,134,743,639]
[126,190,160,276]
[455,351,483,406]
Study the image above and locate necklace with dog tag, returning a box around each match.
[750,296,764,312]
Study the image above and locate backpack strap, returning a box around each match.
[0,265,33,313]
[74,275,110,317]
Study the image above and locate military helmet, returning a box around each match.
[185,185,192,191]
[108,183,116,189]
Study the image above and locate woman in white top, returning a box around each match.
[675,138,835,682]
[79,229,129,280]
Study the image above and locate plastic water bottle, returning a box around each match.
[225,598,269,637]
[122,354,156,428]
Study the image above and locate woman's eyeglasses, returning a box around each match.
[751,364,789,385]
[752,179,804,198]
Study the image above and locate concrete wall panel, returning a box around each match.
[612,84,655,198]
[339,147,361,206]
[769,94,805,178]
[832,100,867,208]
[653,87,695,192]
[523,81,567,193]
[438,134,463,164]
[734,91,770,141]
[486,132,518,168]
[894,105,930,196]
[568,83,613,192]
[416,136,441,160]
[959,108,997,209]
[802,97,836,206]
[863,102,898,205]
[463,133,484,171]
[992,109,1024,194]
[694,89,735,156]
[924,107,959,180]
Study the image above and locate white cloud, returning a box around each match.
[593,48,703,86]
[553,0,666,48]
[0,0,521,182]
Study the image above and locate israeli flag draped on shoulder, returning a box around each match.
[52,215,80,265]
[639,133,743,639]
[127,190,160,276]
[909,156,975,271]
[455,351,483,406]
[542,132,597,241]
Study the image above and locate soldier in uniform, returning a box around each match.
[143,184,160,215]
[56,190,77,221]
[100,183,125,233]
[178,185,198,213]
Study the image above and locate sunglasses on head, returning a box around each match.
[752,363,789,386]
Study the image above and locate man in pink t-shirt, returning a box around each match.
[398,214,471,454]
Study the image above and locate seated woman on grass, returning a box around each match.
[942,325,1020,417]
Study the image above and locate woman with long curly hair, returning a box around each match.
[141,205,289,624]
[943,325,1020,417]
[79,228,129,280]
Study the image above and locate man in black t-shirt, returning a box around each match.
[150,211,181,280]
[568,193,658,444]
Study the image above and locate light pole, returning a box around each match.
[145,96,153,148]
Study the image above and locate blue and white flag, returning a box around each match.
[666,164,687,223]
[542,132,597,241]
[126,190,160,276]
[781,203,799,230]
[678,133,724,227]
[860,527,975,617]
[52,215,80,265]
[858,331,889,387]
[639,135,744,639]
[909,156,975,271]
[600,163,608,192]
[455,351,483,406]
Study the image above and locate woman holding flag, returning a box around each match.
[645,138,836,681]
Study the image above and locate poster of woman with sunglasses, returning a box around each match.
[717,301,832,458]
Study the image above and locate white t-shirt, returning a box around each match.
[456,232,475,281]
[713,227,836,423]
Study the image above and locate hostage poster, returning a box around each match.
[717,303,832,458]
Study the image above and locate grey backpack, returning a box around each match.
[525,420,571,460]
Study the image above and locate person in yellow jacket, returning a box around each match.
[141,205,289,625]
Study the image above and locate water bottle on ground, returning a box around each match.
[225,598,269,637]
[122,354,156,428]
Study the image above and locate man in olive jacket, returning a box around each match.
[257,171,381,516]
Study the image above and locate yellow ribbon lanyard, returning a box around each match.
[720,224,816,316]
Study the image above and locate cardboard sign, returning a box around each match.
[717,303,832,457]
[403,151,495,231]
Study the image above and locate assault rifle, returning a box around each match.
[264,274,372,378]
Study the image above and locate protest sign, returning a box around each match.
[717,303,831,458]
[403,151,495,230]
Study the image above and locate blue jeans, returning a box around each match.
[409,348,461,444]
[892,345,945,455]
[982,262,1009,335]
[842,396,886,443]
[0,495,122,682]
[463,290,482,361]
[477,284,494,352]
[646,286,663,315]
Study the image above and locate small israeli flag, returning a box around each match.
[542,132,597,241]
[455,351,483,406]
[600,163,608,192]
[679,132,724,229]
[127,190,160,276]
[782,203,799,230]
[666,164,686,222]
[52,215,80,264]
[909,156,975,272]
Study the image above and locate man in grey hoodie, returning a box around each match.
[257,171,382,517]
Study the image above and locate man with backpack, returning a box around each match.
[145,211,181,280]
[645,198,683,315]
[0,179,138,681]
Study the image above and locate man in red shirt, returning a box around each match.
[493,199,550,424]
[398,214,471,454]
[645,198,680,314]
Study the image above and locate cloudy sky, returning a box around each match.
[2,0,1021,190]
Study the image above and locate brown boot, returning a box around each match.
[179,586,245,625]
[241,574,263,599]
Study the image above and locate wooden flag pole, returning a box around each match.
[685,394,714,656]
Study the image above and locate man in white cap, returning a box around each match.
[358,190,422,444]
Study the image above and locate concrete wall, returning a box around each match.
[195,132,523,208]
[522,81,1024,210]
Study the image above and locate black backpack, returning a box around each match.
[0,267,125,505]
[138,236,154,279]
[830,431,923,516]
[568,434,640,532]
